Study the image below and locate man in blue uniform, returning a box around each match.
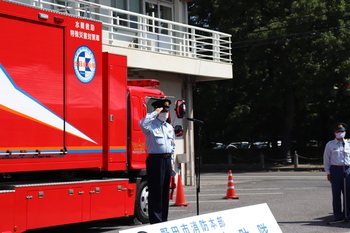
[139,99,175,224]
[324,123,350,221]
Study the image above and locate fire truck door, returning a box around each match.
[0,13,65,154]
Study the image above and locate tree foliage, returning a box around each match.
[190,0,350,159]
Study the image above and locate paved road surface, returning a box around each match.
[26,171,350,233]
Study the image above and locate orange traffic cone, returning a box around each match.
[222,170,239,199]
[171,174,191,207]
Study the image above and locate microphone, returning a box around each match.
[187,118,204,124]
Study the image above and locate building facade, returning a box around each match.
[12,0,232,185]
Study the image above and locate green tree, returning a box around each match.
[191,0,350,160]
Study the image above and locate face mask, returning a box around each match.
[157,112,169,122]
[335,132,346,139]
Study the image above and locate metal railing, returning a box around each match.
[15,0,232,63]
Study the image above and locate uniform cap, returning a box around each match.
[333,122,347,131]
[151,99,171,110]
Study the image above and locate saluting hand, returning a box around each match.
[155,107,163,113]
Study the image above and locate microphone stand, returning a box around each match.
[187,118,204,215]
[328,138,349,225]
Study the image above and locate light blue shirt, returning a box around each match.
[323,139,350,174]
[139,111,175,156]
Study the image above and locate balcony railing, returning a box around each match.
[15,0,232,63]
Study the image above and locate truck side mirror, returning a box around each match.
[174,125,183,137]
[175,100,186,118]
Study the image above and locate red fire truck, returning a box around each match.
[0,1,186,232]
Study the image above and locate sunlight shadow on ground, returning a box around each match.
[278,215,350,230]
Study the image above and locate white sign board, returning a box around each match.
[120,203,282,233]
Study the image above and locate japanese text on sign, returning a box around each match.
[119,203,282,233]
[159,216,225,233]
[70,21,100,41]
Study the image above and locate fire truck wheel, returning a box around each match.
[134,180,149,223]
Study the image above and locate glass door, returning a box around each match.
[144,0,173,52]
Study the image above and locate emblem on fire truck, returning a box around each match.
[73,45,96,83]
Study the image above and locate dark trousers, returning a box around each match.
[146,156,171,224]
[330,165,350,219]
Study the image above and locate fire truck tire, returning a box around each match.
[134,180,149,223]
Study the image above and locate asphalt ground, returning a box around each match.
[26,169,350,233]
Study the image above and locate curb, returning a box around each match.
[201,164,324,173]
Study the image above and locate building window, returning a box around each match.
[111,0,141,28]
[144,0,173,33]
